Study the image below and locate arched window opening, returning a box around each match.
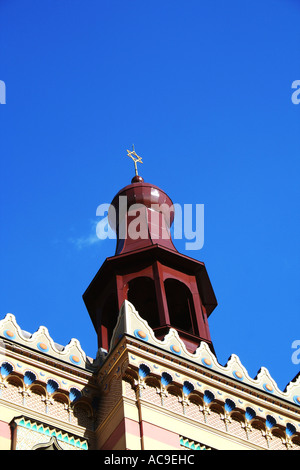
[128,277,160,329]
[101,293,119,351]
[164,279,197,335]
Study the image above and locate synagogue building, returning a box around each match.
[1,159,299,450]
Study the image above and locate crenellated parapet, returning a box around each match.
[108,300,300,408]
[0,313,95,371]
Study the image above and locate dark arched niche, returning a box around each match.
[128,277,160,329]
[164,279,197,335]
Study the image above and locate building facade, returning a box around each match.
[1,170,300,450]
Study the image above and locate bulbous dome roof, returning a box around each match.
[108,176,175,232]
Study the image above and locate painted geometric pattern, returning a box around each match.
[180,436,213,451]
[0,356,94,430]
[123,375,300,450]
[14,417,88,450]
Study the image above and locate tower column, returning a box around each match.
[153,261,171,326]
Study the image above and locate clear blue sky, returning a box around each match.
[0,0,299,391]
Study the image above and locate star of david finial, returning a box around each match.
[126,145,143,176]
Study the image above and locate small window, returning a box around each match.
[128,277,160,329]
[164,279,197,335]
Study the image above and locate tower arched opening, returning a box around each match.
[164,279,197,335]
[128,277,160,330]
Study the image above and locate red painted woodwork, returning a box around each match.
[83,176,217,354]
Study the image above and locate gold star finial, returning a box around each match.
[126,145,143,176]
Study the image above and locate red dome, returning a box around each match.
[108,178,176,255]
[108,179,175,232]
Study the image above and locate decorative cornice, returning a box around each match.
[0,313,95,372]
[109,300,300,410]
